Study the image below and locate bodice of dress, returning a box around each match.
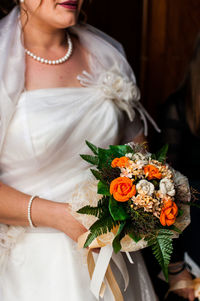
[0,87,123,202]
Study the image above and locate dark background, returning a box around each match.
[88,0,200,126]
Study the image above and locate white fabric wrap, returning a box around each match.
[0,8,26,271]
[73,24,160,134]
[0,7,158,271]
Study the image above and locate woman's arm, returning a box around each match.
[0,181,87,242]
[168,265,195,301]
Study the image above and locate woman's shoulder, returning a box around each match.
[70,23,132,72]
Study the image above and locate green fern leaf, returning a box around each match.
[80,154,98,165]
[147,229,173,281]
[155,144,168,163]
[85,141,98,155]
[77,205,100,217]
[84,216,118,248]
[98,148,113,169]
[89,215,117,233]
[90,169,103,181]
[84,232,99,248]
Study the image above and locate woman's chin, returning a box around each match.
[54,14,78,29]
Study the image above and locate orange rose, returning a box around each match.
[143,164,162,180]
[111,156,130,168]
[160,200,178,226]
[110,177,136,202]
[111,158,120,168]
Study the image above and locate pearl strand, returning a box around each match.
[25,33,73,65]
[27,196,39,228]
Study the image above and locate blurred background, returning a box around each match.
[88,2,200,299]
[87,0,200,137]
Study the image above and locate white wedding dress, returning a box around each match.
[0,7,158,301]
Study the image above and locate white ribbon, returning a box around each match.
[125,252,134,264]
[90,245,130,300]
[90,245,113,299]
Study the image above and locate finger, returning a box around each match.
[175,289,188,299]
[176,288,194,300]
[188,290,195,301]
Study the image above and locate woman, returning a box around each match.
[160,34,200,301]
[0,1,157,300]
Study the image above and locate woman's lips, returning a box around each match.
[58,1,78,10]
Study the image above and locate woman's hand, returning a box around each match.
[50,203,88,243]
[53,204,100,252]
[0,181,91,245]
[169,269,195,301]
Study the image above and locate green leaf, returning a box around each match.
[80,154,98,165]
[128,232,142,243]
[178,209,184,217]
[84,215,118,248]
[112,222,126,253]
[109,145,133,157]
[109,197,129,221]
[85,140,98,155]
[90,169,103,181]
[151,154,156,160]
[77,205,100,217]
[97,181,110,196]
[77,196,109,219]
[168,225,182,234]
[151,180,159,189]
[84,232,99,248]
[155,144,168,163]
[98,148,113,169]
[146,229,173,281]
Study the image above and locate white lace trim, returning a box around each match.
[0,225,25,272]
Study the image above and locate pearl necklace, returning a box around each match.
[25,33,73,65]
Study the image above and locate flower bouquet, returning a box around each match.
[76,141,190,283]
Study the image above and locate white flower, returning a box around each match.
[77,66,141,121]
[136,179,154,196]
[97,65,140,121]
[132,152,148,168]
[125,153,133,159]
[99,67,140,101]
[120,167,132,178]
[132,152,146,161]
[159,178,175,196]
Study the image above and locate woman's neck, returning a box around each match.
[20,14,66,50]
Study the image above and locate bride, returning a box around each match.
[0,1,158,300]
